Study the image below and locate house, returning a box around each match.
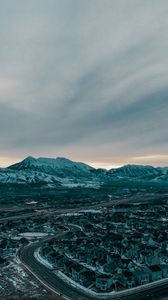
[160,264,168,278]
[145,245,160,265]
[148,265,162,282]
[130,232,142,243]
[96,274,114,291]
[134,267,150,285]
[51,253,65,268]
[71,264,84,281]
[130,249,143,264]
[121,258,132,269]
[107,253,120,263]
[78,250,87,262]
[63,260,74,274]
[0,256,7,266]
[79,269,95,286]
[42,245,53,257]
[120,270,136,289]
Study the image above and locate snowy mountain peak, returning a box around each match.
[23,156,37,163]
[1,157,168,187]
[8,156,94,179]
[109,164,161,179]
[9,156,39,170]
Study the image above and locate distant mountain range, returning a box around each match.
[0,156,168,187]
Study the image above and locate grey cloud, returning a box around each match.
[0,0,168,166]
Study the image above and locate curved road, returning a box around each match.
[19,232,168,300]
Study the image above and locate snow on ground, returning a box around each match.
[19,232,48,238]
[6,260,29,290]
[36,250,116,296]
[34,247,53,269]
[55,270,116,296]
[10,261,28,279]
[79,209,102,214]
[65,253,110,275]
[56,270,98,295]
[26,201,38,205]
[35,249,168,297]
[67,223,83,231]
[60,212,82,217]
[0,255,52,300]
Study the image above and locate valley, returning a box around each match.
[0,157,168,300]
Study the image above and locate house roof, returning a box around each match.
[123,270,133,278]
[108,253,120,259]
[97,274,113,279]
[81,269,95,277]
[72,264,84,272]
[149,265,161,272]
[64,260,74,268]
[160,264,168,270]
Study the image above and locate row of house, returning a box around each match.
[42,242,168,291]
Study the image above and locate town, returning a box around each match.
[41,203,168,293]
[1,200,168,298]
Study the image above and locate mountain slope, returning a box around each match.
[0,156,167,187]
[0,167,61,186]
[9,156,94,179]
[109,164,161,178]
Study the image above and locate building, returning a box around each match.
[96,274,114,291]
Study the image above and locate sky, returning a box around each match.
[0,0,168,169]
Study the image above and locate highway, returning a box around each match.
[0,197,134,224]
[19,231,168,300]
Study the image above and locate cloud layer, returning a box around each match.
[0,0,168,167]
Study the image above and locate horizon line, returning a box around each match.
[0,155,168,170]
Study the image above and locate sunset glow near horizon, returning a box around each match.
[1,154,168,170]
[0,1,168,168]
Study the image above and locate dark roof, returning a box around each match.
[149,265,161,272]
[108,253,120,259]
[160,264,168,270]
[97,274,113,279]
[64,260,74,268]
[72,264,84,272]
[131,232,142,238]
[124,270,133,278]
[146,245,158,250]
[81,269,95,277]
[51,252,62,258]
[121,258,132,263]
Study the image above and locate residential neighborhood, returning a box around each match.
[0,198,168,299]
[38,203,168,293]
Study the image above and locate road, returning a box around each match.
[0,197,132,224]
[19,231,168,300]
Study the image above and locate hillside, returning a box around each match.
[0,156,166,187]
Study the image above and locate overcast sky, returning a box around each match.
[0,0,168,168]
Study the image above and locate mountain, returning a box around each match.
[108,164,168,183]
[8,156,95,178]
[0,167,61,186]
[109,164,161,178]
[0,156,167,187]
[4,156,99,187]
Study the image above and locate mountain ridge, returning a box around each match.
[0,156,167,187]
[7,156,168,171]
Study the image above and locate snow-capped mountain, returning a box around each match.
[108,164,168,182]
[8,156,95,179]
[2,156,98,187]
[0,167,61,186]
[0,156,167,187]
[109,164,161,179]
